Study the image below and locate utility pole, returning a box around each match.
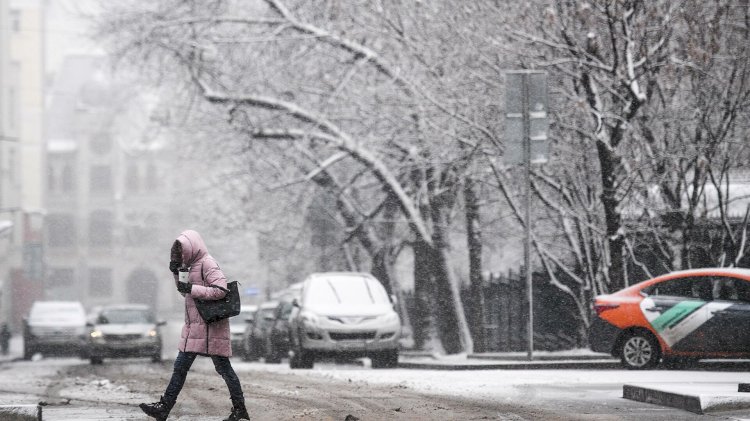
[504,70,549,360]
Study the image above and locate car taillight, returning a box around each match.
[593,302,620,316]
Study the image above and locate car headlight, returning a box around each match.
[300,311,320,327]
[146,329,158,338]
[90,330,103,341]
[379,312,400,324]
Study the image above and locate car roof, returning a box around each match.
[98,304,152,312]
[31,301,84,310]
[306,271,376,280]
[623,267,750,293]
[259,301,279,309]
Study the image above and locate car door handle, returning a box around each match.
[645,307,667,312]
[711,309,740,315]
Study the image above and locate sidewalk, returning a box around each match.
[398,349,750,414]
[398,348,620,370]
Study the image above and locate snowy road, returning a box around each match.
[2,354,750,420]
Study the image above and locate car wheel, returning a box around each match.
[90,356,103,365]
[266,342,281,364]
[298,348,314,368]
[290,343,313,369]
[620,331,660,369]
[23,347,34,360]
[371,350,399,369]
[151,353,162,363]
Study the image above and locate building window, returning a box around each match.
[47,165,56,193]
[90,165,112,193]
[90,132,112,155]
[48,267,75,287]
[146,163,159,191]
[89,210,113,247]
[89,267,112,297]
[126,163,140,193]
[47,214,76,247]
[10,10,20,33]
[61,164,75,192]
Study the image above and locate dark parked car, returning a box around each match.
[231,305,257,356]
[264,299,295,364]
[84,304,165,364]
[23,301,87,360]
[590,268,750,369]
[242,301,278,361]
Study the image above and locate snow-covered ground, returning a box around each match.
[229,357,749,402]
[6,331,750,417]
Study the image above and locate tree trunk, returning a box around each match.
[595,141,626,291]
[428,184,472,354]
[464,178,486,352]
[412,239,436,351]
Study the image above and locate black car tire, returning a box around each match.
[23,345,34,361]
[371,349,399,369]
[290,344,313,369]
[619,331,661,369]
[151,353,162,363]
[265,341,282,364]
[90,356,103,365]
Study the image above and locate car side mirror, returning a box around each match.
[86,321,94,327]
[245,318,254,324]
[156,320,167,326]
[292,298,300,308]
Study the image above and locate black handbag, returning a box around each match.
[194,263,241,323]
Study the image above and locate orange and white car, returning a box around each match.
[589,268,750,369]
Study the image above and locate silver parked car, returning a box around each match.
[84,304,165,364]
[288,272,401,369]
[23,301,87,360]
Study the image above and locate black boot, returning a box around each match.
[139,396,172,421]
[223,398,250,421]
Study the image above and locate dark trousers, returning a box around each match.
[163,351,244,405]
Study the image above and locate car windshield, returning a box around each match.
[99,309,154,324]
[260,308,275,320]
[307,275,390,306]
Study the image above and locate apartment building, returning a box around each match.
[45,55,180,315]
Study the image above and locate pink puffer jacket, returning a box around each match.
[173,230,232,357]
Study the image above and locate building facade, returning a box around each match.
[45,55,180,316]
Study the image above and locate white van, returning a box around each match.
[288,272,400,369]
[23,301,87,360]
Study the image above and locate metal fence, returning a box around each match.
[403,269,585,352]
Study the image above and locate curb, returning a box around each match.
[0,404,41,421]
[467,353,615,362]
[398,359,621,370]
[623,384,750,414]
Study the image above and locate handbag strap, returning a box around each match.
[200,261,230,293]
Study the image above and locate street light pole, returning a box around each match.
[505,70,549,361]
[521,75,534,361]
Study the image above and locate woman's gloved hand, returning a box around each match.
[169,261,180,275]
[177,281,192,294]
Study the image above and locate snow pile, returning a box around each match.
[59,376,149,404]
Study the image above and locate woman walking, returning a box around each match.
[140,229,249,421]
